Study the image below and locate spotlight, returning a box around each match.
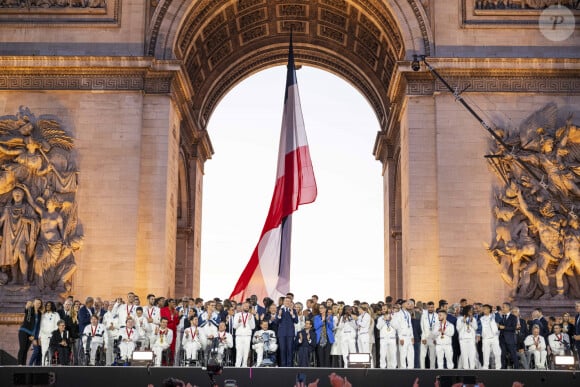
[411,54,421,71]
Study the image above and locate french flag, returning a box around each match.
[230,36,317,302]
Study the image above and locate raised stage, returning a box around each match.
[0,366,577,387]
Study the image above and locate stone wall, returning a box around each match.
[401,91,580,303]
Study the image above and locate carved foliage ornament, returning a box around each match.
[487,103,580,300]
[0,107,83,296]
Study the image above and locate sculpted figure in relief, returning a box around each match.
[0,108,82,295]
[487,103,580,299]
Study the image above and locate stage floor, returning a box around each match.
[0,366,577,387]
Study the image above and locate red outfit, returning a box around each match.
[160,306,179,362]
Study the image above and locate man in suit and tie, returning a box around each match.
[277,296,298,367]
[529,308,549,339]
[496,302,519,369]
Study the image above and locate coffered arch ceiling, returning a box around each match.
[148,0,432,129]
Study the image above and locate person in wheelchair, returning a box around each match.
[182,315,202,365]
[82,314,106,365]
[524,324,548,369]
[49,320,71,365]
[119,317,140,365]
[548,324,571,356]
[207,322,233,365]
[151,317,173,366]
[252,320,278,366]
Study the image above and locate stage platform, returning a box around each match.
[0,366,578,387]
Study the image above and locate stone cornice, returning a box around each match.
[0,313,22,325]
[0,56,182,94]
[375,57,580,161]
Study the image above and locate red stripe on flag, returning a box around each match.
[229,145,316,301]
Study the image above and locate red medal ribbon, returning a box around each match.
[126,327,132,340]
[242,312,248,328]
[91,325,97,337]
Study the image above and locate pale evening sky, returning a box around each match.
[201,66,384,305]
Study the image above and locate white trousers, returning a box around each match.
[119,341,135,361]
[341,335,357,368]
[529,350,547,368]
[398,338,414,369]
[40,334,52,365]
[379,338,397,369]
[253,342,265,366]
[420,341,436,369]
[436,343,454,369]
[235,335,251,367]
[184,341,201,361]
[482,338,501,369]
[459,339,477,369]
[152,344,169,366]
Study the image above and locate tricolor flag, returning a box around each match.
[229,36,317,302]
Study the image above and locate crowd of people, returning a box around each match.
[17,292,580,371]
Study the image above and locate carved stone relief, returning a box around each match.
[0,0,119,24]
[0,107,82,297]
[486,103,580,300]
[463,0,580,27]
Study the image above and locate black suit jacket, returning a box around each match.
[499,314,518,345]
[49,329,70,348]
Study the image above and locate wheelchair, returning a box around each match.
[44,346,73,366]
[79,335,106,366]
[178,346,205,367]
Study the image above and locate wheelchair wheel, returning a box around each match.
[95,346,106,366]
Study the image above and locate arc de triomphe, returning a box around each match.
[0,0,578,331]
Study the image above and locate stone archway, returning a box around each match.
[147,0,433,298]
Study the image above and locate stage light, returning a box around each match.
[347,353,371,368]
[553,355,575,370]
[131,350,154,366]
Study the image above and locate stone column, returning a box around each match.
[133,94,181,299]
[399,95,441,301]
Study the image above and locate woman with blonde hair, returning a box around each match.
[330,303,343,367]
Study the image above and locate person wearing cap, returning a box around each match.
[433,309,454,369]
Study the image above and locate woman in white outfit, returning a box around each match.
[40,301,59,365]
[338,306,357,368]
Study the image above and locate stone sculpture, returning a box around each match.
[0,107,82,295]
[487,103,580,300]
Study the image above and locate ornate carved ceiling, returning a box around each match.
[149,0,431,129]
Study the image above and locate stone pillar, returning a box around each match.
[133,94,181,299]
[399,95,441,301]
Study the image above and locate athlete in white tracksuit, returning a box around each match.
[456,308,478,369]
[102,304,119,366]
[252,320,278,366]
[182,317,202,362]
[119,318,140,362]
[393,302,415,369]
[337,307,357,368]
[480,305,501,370]
[82,315,106,365]
[151,317,173,366]
[433,310,454,369]
[233,303,255,367]
[376,309,397,369]
[39,307,60,365]
[420,303,437,369]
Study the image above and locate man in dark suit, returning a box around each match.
[78,297,95,335]
[512,306,529,369]
[529,308,549,338]
[277,296,298,367]
[496,302,519,369]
